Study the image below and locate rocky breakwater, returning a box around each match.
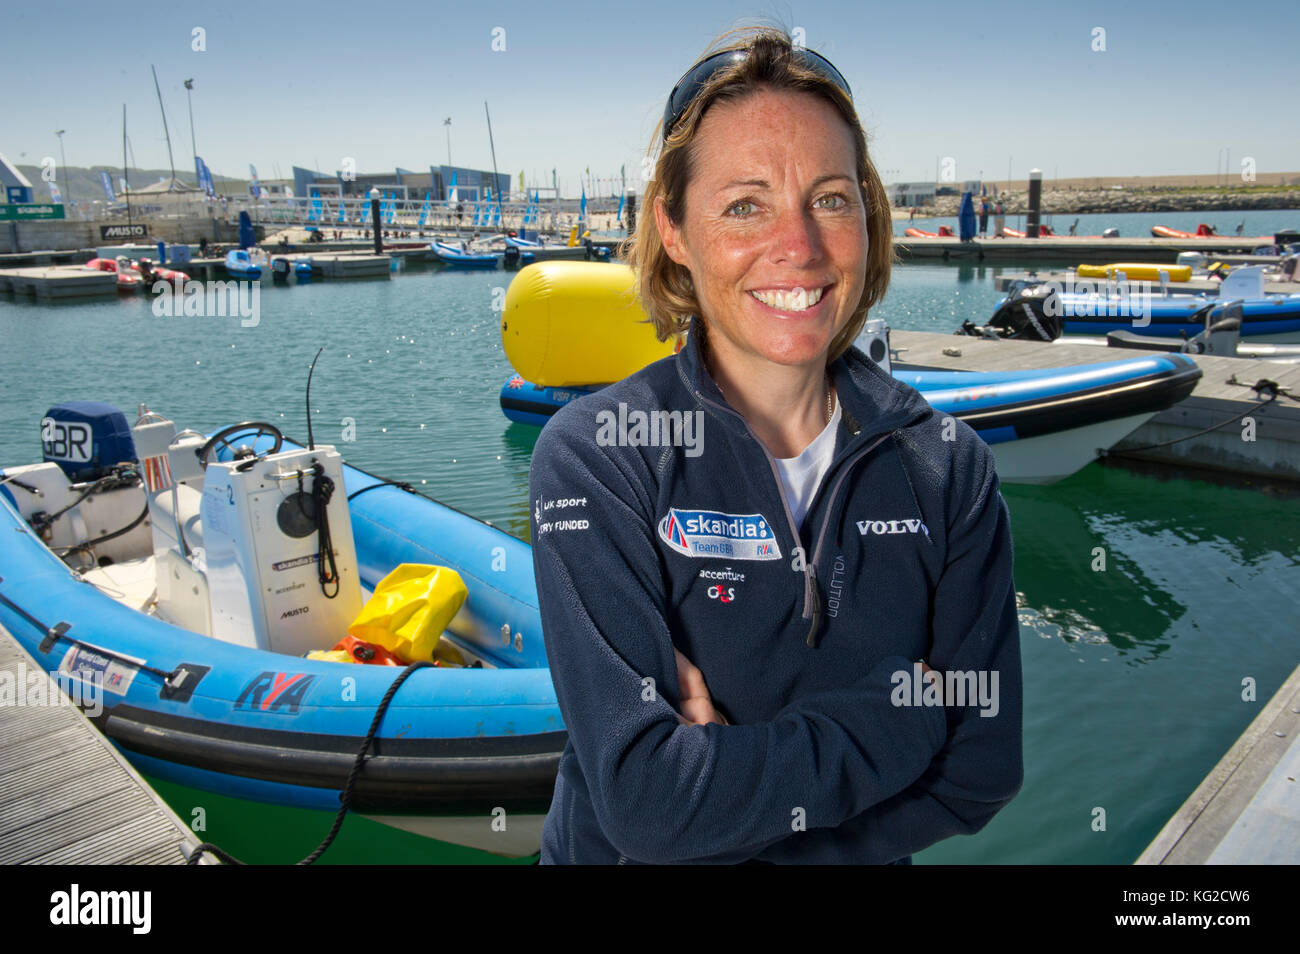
[912,188,1300,218]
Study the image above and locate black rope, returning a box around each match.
[346,480,416,502]
[29,467,134,536]
[186,660,433,866]
[1225,375,1297,403]
[0,475,41,496]
[312,463,339,599]
[53,503,149,555]
[1101,388,1278,456]
[0,584,178,683]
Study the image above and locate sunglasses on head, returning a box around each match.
[662,46,853,142]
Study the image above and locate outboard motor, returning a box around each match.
[854,318,892,372]
[961,284,1063,341]
[1102,227,1120,239]
[271,257,291,284]
[503,244,522,268]
[41,402,136,482]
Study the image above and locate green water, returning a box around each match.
[142,774,535,865]
[2,259,1296,864]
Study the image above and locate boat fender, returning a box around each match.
[501,262,678,386]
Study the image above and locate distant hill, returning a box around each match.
[15,164,245,203]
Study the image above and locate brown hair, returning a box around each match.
[621,26,894,364]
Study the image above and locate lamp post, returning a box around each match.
[55,129,72,212]
[184,79,197,165]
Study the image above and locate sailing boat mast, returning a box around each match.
[484,101,502,221]
[151,65,177,187]
[123,104,133,229]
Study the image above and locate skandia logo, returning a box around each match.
[658,508,782,561]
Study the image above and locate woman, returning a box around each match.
[529,28,1022,864]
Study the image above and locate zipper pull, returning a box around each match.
[805,564,823,648]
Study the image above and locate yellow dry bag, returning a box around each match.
[346,563,468,664]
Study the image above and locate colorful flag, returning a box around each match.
[142,455,173,493]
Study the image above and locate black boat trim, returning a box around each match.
[953,357,1201,440]
[505,357,1203,443]
[100,704,565,813]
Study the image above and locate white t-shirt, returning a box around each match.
[774,397,841,529]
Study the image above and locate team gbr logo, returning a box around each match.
[658,508,782,561]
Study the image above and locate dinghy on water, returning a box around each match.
[429,240,524,269]
[505,235,612,262]
[0,403,563,858]
[498,334,1202,485]
[989,269,1300,344]
[224,248,264,280]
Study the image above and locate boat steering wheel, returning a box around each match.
[197,422,284,467]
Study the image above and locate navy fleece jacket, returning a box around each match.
[529,317,1023,864]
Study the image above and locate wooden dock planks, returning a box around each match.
[1138,662,1300,864]
[0,621,208,864]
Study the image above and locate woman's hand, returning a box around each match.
[674,648,729,726]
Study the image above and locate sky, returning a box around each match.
[2,0,1295,198]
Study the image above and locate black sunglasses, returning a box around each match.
[662,46,853,142]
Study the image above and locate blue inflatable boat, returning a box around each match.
[499,353,1202,484]
[0,404,562,858]
[224,248,263,280]
[1051,293,1300,341]
[431,241,534,270]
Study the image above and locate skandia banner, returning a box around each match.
[98,170,115,202]
[658,508,782,560]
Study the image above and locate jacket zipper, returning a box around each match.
[803,432,893,646]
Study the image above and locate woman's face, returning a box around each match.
[657,86,868,372]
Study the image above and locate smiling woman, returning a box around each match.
[529,26,1024,864]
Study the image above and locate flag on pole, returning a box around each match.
[99,171,115,201]
[580,185,587,220]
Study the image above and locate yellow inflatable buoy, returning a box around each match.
[1076,263,1192,282]
[501,261,678,387]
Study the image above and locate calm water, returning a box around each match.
[2,251,1297,864]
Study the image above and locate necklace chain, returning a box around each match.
[702,338,834,428]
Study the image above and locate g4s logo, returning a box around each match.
[707,585,736,603]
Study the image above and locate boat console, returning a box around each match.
[199,435,362,655]
[129,409,362,653]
